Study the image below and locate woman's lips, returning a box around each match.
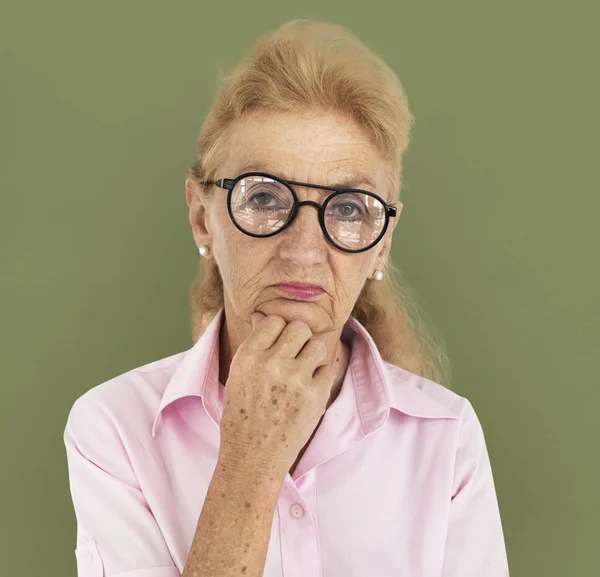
[275,283,324,300]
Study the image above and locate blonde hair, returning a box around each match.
[185,19,452,389]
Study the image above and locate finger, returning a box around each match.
[247,314,287,350]
[312,362,336,384]
[250,311,266,330]
[296,338,328,365]
[270,320,314,358]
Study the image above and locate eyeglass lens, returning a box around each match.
[229,176,386,251]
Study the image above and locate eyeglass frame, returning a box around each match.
[201,171,399,254]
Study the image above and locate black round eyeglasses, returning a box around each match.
[201,172,399,254]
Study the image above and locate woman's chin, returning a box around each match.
[264,299,322,323]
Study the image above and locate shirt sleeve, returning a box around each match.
[441,398,511,577]
[64,395,181,577]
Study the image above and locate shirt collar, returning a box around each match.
[152,307,458,438]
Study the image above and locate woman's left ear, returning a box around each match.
[376,240,391,268]
[376,210,399,263]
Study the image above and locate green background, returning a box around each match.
[2,1,598,575]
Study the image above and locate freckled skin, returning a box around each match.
[186,109,402,474]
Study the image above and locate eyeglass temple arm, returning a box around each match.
[201,178,234,190]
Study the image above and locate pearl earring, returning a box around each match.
[198,245,209,257]
[373,269,383,281]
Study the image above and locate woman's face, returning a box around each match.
[186,110,401,336]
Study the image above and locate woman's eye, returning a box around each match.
[247,190,293,213]
[249,191,277,206]
[334,201,364,218]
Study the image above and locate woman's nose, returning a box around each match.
[277,202,329,260]
[291,201,325,237]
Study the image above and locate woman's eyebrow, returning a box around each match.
[235,164,375,192]
[326,176,375,191]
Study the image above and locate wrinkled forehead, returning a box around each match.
[221,111,392,197]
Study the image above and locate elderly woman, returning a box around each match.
[64,19,509,577]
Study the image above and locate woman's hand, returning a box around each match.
[218,311,336,479]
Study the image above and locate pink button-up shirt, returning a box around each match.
[64,306,510,577]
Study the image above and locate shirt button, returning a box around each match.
[289,503,305,518]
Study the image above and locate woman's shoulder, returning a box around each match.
[382,360,472,420]
[65,348,188,434]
